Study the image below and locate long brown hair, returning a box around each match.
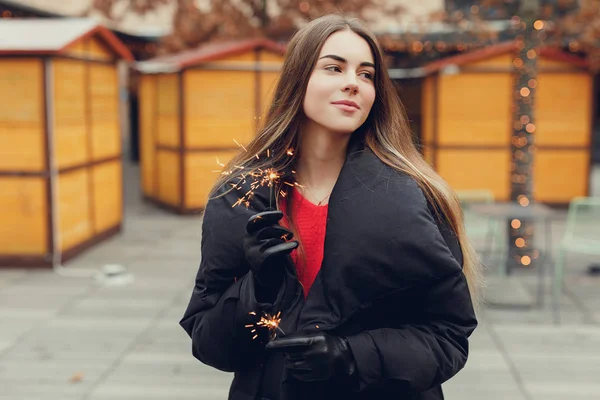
[210,13,483,305]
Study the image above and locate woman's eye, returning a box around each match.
[325,65,342,72]
[359,72,373,80]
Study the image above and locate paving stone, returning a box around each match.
[88,383,229,400]
[58,296,169,319]
[0,380,91,398]
[443,385,526,400]
[45,315,154,331]
[493,324,600,357]
[526,382,600,399]
[0,317,39,351]
[1,324,139,362]
[511,353,600,386]
[483,275,535,308]
[482,307,587,325]
[0,269,29,290]
[444,368,522,393]
[0,288,86,310]
[0,358,111,383]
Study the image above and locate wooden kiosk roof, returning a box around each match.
[0,18,134,61]
[422,40,590,75]
[136,38,286,73]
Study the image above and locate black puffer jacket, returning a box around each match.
[180,139,478,400]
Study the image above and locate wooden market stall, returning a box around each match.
[420,41,593,205]
[136,38,285,214]
[0,19,133,267]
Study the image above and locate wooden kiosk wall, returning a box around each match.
[422,52,593,204]
[0,36,125,267]
[139,48,283,213]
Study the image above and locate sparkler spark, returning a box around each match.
[246,311,285,340]
[213,140,294,209]
[213,140,296,341]
[233,139,247,152]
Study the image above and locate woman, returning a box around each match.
[180,13,482,400]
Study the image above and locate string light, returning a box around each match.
[517,195,530,206]
[412,41,424,52]
[568,41,580,52]
[513,58,524,68]
[435,41,448,52]
[509,27,538,270]
[515,150,525,160]
[533,20,545,30]
[299,1,310,12]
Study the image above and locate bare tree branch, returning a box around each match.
[90,0,406,54]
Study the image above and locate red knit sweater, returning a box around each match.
[281,186,328,297]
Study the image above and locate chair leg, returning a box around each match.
[481,218,495,269]
[491,220,507,276]
[553,248,566,324]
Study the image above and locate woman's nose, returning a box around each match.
[342,82,358,94]
[341,71,359,94]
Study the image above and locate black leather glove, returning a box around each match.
[243,210,298,301]
[265,332,357,383]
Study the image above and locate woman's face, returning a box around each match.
[303,30,376,136]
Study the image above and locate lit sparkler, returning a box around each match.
[214,140,297,210]
[217,141,298,341]
[246,311,285,341]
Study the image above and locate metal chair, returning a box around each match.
[553,196,600,317]
[456,190,503,269]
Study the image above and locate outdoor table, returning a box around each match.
[469,202,559,309]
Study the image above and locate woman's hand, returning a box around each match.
[266,332,357,383]
[243,210,298,298]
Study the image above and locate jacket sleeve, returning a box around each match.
[179,186,275,372]
[345,191,478,393]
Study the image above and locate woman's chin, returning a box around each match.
[325,122,363,135]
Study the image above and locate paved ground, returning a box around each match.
[0,163,599,400]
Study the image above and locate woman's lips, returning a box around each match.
[332,103,359,113]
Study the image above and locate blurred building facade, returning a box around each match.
[0,19,133,266]
[2,0,599,206]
